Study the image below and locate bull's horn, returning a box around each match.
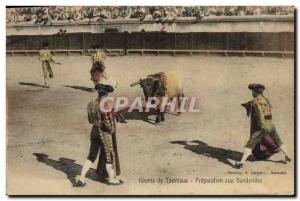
[130,80,140,87]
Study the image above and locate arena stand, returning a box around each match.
[6,6,294,25]
[6,6,294,57]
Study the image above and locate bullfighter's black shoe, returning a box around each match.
[284,156,292,163]
[234,162,244,169]
[75,180,86,187]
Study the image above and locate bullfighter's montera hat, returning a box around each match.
[248,83,265,94]
[95,84,114,96]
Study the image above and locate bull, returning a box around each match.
[130,70,184,124]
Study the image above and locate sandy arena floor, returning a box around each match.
[6,54,294,195]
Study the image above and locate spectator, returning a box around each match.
[6,6,295,25]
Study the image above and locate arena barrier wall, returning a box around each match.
[6,32,294,56]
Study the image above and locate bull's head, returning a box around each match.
[130,78,154,102]
[130,78,166,102]
[152,80,167,97]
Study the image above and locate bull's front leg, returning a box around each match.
[155,103,165,124]
[155,110,161,124]
[155,109,165,124]
[160,111,165,122]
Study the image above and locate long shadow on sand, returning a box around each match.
[33,153,103,186]
[170,140,286,168]
[120,107,159,125]
[64,85,95,92]
[18,82,49,88]
[120,107,179,125]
